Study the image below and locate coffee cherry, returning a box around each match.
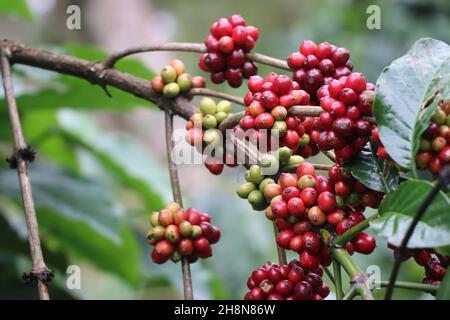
[248,190,266,209]
[302,231,322,253]
[317,191,336,213]
[307,206,326,226]
[293,281,313,300]
[158,209,174,227]
[165,225,181,244]
[277,230,295,249]
[272,200,289,218]
[151,75,165,92]
[290,235,304,252]
[151,249,168,264]
[352,232,376,254]
[155,239,175,257]
[163,82,180,98]
[161,65,177,83]
[287,197,306,217]
[300,251,320,270]
[336,218,354,235]
[300,188,318,207]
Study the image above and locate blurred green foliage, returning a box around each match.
[0,0,448,300]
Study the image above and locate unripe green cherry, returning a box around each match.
[203,129,221,145]
[335,195,346,209]
[419,138,431,151]
[179,221,193,237]
[431,109,446,126]
[298,174,316,189]
[191,225,202,239]
[163,82,180,98]
[299,134,310,147]
[177,73,192,91]
[272,121,287,136]
[151,225,166,240]
[246,165,264,184]
[237,182,257,199]
[203,114,218,129]
[161,65,177,83]
[150,212,160,226]
[347,192,362,206]
[200,97,217,115]
[447,114,450,126]
[259,178,276,192]
[171,251,182,263]
[215,111,228,123]
[216,100,232,113]
[288,155,305,166]
[260,154,279,174]
[276,147,292,165]
[247,190,265,208]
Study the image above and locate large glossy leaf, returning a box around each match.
[0,0,33,21]
[57,109,168,211]
[373,38,450,171]
[371,180,450,251]
[437,270,450,300]
[344,143,399,192]
[0,166,141,285]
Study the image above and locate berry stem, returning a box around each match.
[333,260,344,300]
[103,42,290,71]
[164,110,194,300]
[342,285,358,300]
[189,88,245,105]
[331,248,374,300]
[378,281,439,293]
[385,167,450,300]
[272,222,287,265]
[287,105,323,116]
[1,50,51,300]
[332,214,378,246]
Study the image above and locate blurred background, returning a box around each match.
[0,0,449,300]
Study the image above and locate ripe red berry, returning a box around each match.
[178,239,194,256]
[277,229,295,249]
[155,239,175,257]
[352,232,376,254]
[282,186,302,201]
[297,162,316,178]
[287,197,306,217]
[304,273,323,291]
[317,191,337,213]
[300,251,320,270]
[293,281,313,300]
[300,188,318,207]
[336,218,355,235]
[290,235,304,253]
[271,200,289,218]
[275,280,294,296]
[302,231,322,253]
[300,40,318,56]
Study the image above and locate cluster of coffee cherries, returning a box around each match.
[242,73,319,154]
[147,202,220,264]
[185,98,236,175]
[388,244,448,290]
[236,147,305,211]
[151,59,205,98]
[288,40,354,101]
[316,72,376,162]
[416,101,450,175]
[261,162,377,265]
[244,260,330,300]
[199,15,259,87]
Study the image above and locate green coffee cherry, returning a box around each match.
[161,65,177,83]
[200,97,217,115]
[179,221,193,237]
[260,154,279,175]
[347,192,362,207]
[203,129,221,145]
[276,147,292,165]
[447,114,450,126]
[299,134,310,147]
[203,114,218,129]
[247,190,265,208]
[151,225,166,240]
[237,182,257,199]
[216,100,232,113]
[419,138,431,151]
[431,109,446,126]
[259,178,276,192]
[336,195,346,209]
[177,73,192,91]
[246,165,264,184]
[163,82,180,98]
[215,111,228,123]
[150,212,160,226]
[288,155,305,166]
[191,225,202,239]
[272,121,287,137]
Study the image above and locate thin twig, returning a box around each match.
[164,111,193,300]
[323,266,336,286]
[333,260,344,300]
[287,105,323,116]
[378,280,439,293]
[189,88,245,106]
[1,49,51,300]
[384,166,450,300]
[103,42,290,71]
[272,222,287,265]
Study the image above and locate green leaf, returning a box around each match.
[344,143,399,193]
[371,179,450,250]
[0,0,33,21]
[373,38,450,171]
[57,109,168,211]
[437,270,450,300]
